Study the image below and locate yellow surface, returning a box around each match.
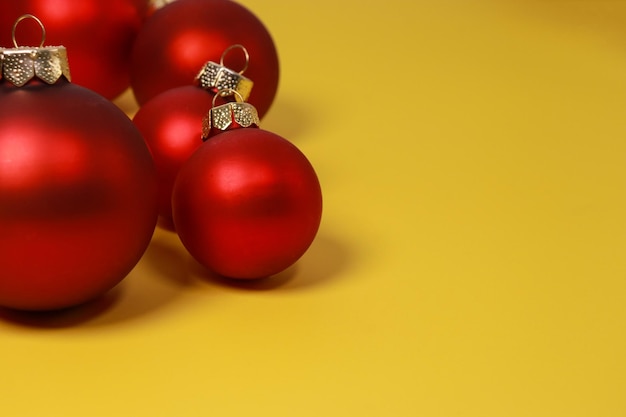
[2,0,626,416]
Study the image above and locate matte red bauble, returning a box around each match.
[133,86,213,230]
[172,128,322,279]
[130,0,279,118]
[0,34,158,310]
[0,0,145,99]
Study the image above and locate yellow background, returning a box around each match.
[2,0,626,416]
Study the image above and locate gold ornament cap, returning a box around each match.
[195,44,253,101]
[150,0,178,10]
[1,14,71,87]
[202,89,260,141]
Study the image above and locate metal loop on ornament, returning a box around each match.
[12,14,46,48]
[220,44,250,75]
[211,88,246,108]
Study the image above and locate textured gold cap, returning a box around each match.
[195,44,253,101]
[195,62,253,101]
[1,14,71,87]
[202,100,260,141]
[1,46,71,87]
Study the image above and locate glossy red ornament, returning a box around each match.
[0,78,158,311]
[0,0,146,99]
[130,0,279,118]
[172,128,322,279]
[133,85,213,230]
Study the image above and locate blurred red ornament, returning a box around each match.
[172,110,322,279]
[0,19,158,310]
[130,0,279,118]
[0,0,146,99]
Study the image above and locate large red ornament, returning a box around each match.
[130,0,279,118]
[0,0,146,99]
[0,25,158,310]
[172,124,322,279]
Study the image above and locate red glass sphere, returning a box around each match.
[0,80,158,310]
[172,128,322,279]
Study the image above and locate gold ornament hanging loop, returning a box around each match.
[212,87,245,107]
[12,14,46,48]
[220,44,250,75]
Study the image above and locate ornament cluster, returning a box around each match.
[0,0,322,311]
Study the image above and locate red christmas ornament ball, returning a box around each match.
[172,128,322,279]
[0,80,158,311]
[0,0,146,99]
[130,0,279,118]
[132,85,213,230]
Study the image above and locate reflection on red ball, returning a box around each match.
[130,0,279,118]
[133,85,213,230]
[0,0,145,99]
[0,80,158,311]
[172,128,322,279]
